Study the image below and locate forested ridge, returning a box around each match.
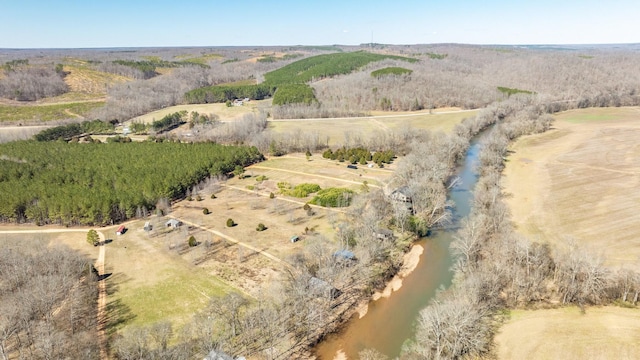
[0,141,263,225]
[184,51,417,105]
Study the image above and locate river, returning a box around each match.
[314,134,485,359]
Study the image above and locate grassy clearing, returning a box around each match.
[129,99,271,124]
[495,306,640,360]
[105,220,234,331]
[0,101,105,122]
[503,106,640,270]
[63,65,130,95]
[174,53,223,65]
[269,109,476,147]
[252,154,393,187]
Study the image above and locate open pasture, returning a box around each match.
[268,109,476,147]
[503,107,640,270]
[0,101,105,123]
[495,306,640,360]
[129,99,271,124]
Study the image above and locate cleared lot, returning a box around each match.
[503,107,640,270]
[495,306,640,360]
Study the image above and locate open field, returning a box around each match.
[248,153,394,188]
[63,64,130,96]
[129,99,272,124]
[0,125,47,142]
[101,219,236,331]
[0,101,105,122]
[495,306,640,360]
[269,109,476,147]
[503,107,640,270]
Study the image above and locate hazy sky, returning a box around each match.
[1,0,638,48]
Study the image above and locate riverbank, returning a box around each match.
[357,244,424,318]
[314,121,491,359]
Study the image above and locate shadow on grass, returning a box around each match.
[104,298,136,337]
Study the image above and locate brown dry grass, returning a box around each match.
[63,65,130,96]
[503,107,640,270]
[269,109,476,147]
[129,99,272,124]
[495,306,640,360]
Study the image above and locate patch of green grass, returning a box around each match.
[578,55,594,59]
[180,53,223,65]
[115,269,230,329]
[0,101,105,122]
[564,114,615,123]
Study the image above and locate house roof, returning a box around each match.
[334,249,356,260]
[166,219,181,226]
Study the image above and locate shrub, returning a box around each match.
[269,192,275,199]
[87,229,99,246]
[255,175,268,182]
[226,218,235,227]
[309,188,354,207]
[256,223,266,231]
[202,208,210,215]
[188,235,197,247]
[282,183,321,198]
[211,193,217,199]
[246,185,255,190]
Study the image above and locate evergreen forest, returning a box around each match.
[0,141,263,225]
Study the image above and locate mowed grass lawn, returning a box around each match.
[268,109,476,147]
[502,106,640,270]
[495,306,640,360]
[104,220,234,332]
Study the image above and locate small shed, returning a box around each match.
[116,225,126,235]
[290,235,301,243]
[143,221,152,232]
[166,219,182,229]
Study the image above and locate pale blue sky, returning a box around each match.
[1,0,638,48]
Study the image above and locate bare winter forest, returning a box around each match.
[1,43,640,360]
